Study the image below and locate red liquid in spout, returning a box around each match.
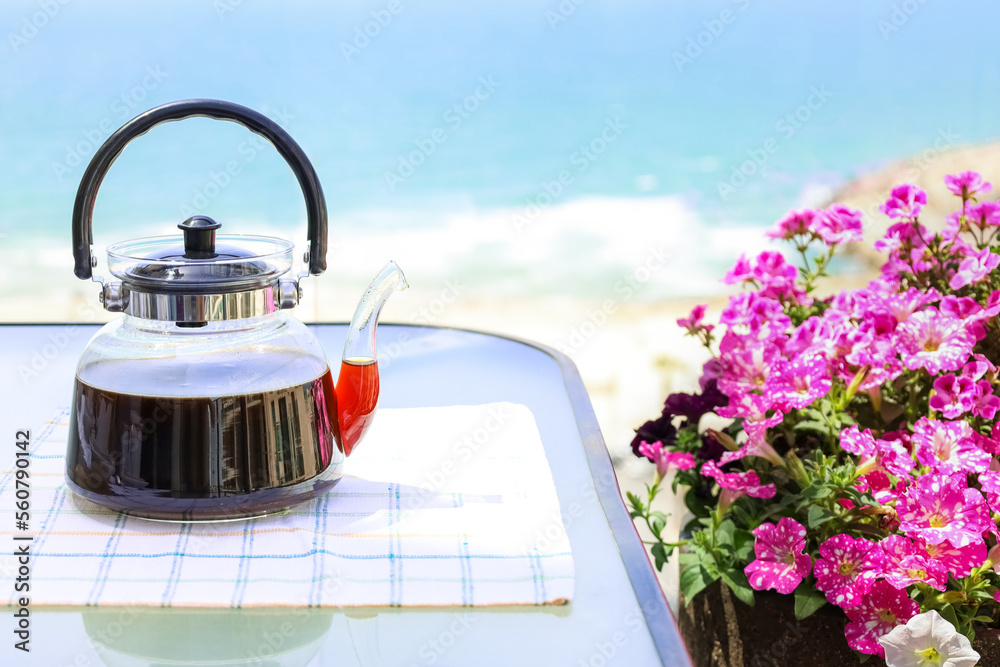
[333,358,379,456]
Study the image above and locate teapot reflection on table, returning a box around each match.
[65,99,407,521]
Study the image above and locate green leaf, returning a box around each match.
[719,569,755,607]
[651,543,668,571]
[679,564,718,603]
[733,529,755,562]
[793,577,827,619]
[807,504,835,528]
[650,515,666,537]
[626,491,644,512]
[801,484,834,500]
[715,519,736,548]
[684,488,712,519]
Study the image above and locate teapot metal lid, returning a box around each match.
[71,99,328,325]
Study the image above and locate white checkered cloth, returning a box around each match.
[1,403,574,608]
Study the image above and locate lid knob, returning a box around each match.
[178,216,221,258]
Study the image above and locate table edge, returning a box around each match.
[0,321,692,666]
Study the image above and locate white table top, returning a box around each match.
[0,323,691,666]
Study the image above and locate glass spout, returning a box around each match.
[341,260,409,364]
[336,261,408,456]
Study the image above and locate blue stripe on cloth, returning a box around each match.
[86,511,126,605]
[234,518,259,607]
[160,523,192,605]
[387,484,397,606]
[534,553,548,604]
[229,518,253,608]
[527,549,541,604]
[33,486,66,553]
[307,495,323,607]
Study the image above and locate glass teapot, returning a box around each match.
[65,99,407,521]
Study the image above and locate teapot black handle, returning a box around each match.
[72,98,328,279]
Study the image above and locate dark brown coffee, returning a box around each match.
[65,369,344,521]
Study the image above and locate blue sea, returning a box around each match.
[3,0,1000,307]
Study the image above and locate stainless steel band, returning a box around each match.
[100,280,300,322]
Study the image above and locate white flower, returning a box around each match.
[878,610,980,667]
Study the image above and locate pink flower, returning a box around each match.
[813,534,886,608]
[844,580,920,657]
[719,421,785,467]
[879,535,948,591]
[700,460,776,513]
[897,474,993,547]
[949,247,1000,290]
[722,254,754,285]
[880,184,928,219]
[766,208,817,240]
[812,204,864,245]
[896,308,976,375]
[928,374,977,419]
[977,471,1000,514]
[744,518,812,595]
[911,418,989,476]
[873,433,916,478]
[637,440,695,482]
[965,200,1000,229]
[763,355,832,411]
[972,380,1000,420]
[919,539,987,579]
[944,171,992,198]
[840,425,876,457]
[677,304,713,333]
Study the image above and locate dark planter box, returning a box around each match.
[678,580,1000,667]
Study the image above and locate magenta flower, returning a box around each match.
[840,425,876,457]
[928,374,977,419]
[719,420,785,467]
[965,200,1000,229]
[911,418,989,475]
[880,184,928,219]
[944,170,992,198]
[677,304,713,334]
[897,474,993,547]
[744,518,812,595]
[920,538,988,579]
[637,440,695,482]
[766,208,817,240]
[812,204,864,245]
[977,471,1000,515]
[722,254,754,285]
[873,433,916,478]
[896,308,976,375]
[844,580,920,657]
[763,355,832,411]
[700,460,776,513]
[879,535,948,591]
[972,380,1000,420]
[949,247,1000,290]
[813,534,886,608]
